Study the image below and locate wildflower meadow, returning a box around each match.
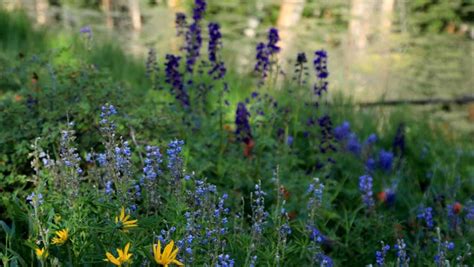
[0,1,473,266]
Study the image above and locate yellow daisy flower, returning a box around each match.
[153,240,184,267]
[115,207,138,232]
[105,242,133,266]
[51,229,68,245]
[35,247,48,259]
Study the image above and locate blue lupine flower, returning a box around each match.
[394,239,408,265]
[316,253,334,267]
[365,157,376,172]
[365,133,378,145]
[347,133,361,155]
[217,254,235,267]
[466,203,474,221]
[97,153,107,166]
[308,225,326,243]
[167,140,185,182]
[26,192,43,206]
[378,149,394,171]
[105,180,113,195]
[375,243,390,266]
[286,135,294,146]
[417,206,434,228]
[143,145,162,181]
[251,182,268,236]
[307,178,324,209]
[334,121,351,141]
[359,175,374,208]
[99,103,117,133]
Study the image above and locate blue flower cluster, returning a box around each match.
[375,242,390,266]
[251,182,268,236]
[166,140,185,184]
[143,145,162,181]
[26,192,43,206]
[359,175,374,208]
[394,239,409,265]
[99,103,117,133]
[417,206,434,228]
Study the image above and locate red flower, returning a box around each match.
[453,202,462,214]
[243,138,255,158]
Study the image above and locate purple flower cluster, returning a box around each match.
[165,54,190,108]
[184,0,207,73]
[313,50,329,96]
[207,22,226,79]
[317,115,337,154]
[235,102,252,144]
[293,52,309,85]
[254,28,280,84]
[175,13,187,37]
[145,48,157,79]
[359,175,374,208]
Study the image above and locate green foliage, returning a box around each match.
[407,0,474,34]
[0,5,473,267]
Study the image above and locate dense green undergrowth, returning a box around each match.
[0,7,473,267]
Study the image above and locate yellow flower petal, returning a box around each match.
[172,259,184,266]
[163,240,174,259]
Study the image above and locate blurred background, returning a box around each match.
[1,0,473,130]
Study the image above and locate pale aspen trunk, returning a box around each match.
[379,0,395,98]
[129,0,142,31]
[102,0,114,29]
[380,0,395,37]
[346,0,378,100]
[276,0,306,65]
[348,0,373,51]
[168,0,181,9]
[35,0,49,25]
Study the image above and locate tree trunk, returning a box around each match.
[276,0,306,64]
[128,0,142,31]
[102,0,114,29]
[168,0,181,9]
[35,0,49,25]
